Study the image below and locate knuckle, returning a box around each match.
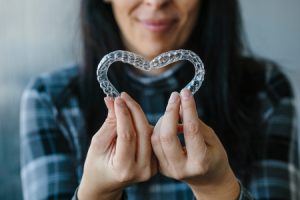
[151,134,160,146]
[190,158,210,175]
[159,133,174,144]
[104,115,116,124]
[196,163,209,175]
[116,170,135,183]
[119,130,135,142]
[185,120,200,137]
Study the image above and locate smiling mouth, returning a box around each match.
[139,19,177,32]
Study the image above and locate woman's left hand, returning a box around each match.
[151,89,240,200]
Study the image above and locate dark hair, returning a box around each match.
[79,0,264,178]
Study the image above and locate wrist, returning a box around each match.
[188,168,240,200]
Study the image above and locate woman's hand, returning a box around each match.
[151,89,240,200]
[78,92,157,200]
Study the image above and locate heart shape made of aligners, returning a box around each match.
[97,49,205,97]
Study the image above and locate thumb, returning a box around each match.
[104,97,116,120]
[100,96,116,131]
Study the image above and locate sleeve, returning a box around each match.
[245,66,299,199]
[72,187,128,200]
[20,79,78,200]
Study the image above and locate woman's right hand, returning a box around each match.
[78,92,157,200]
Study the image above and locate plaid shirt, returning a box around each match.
[20,64,299,200]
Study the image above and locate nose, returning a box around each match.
[144,0,171,9]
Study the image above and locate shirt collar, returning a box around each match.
[125,61,192,95]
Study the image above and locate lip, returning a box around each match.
[138,19,177,32]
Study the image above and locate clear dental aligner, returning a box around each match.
[97,49,205,97]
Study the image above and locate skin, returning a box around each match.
[78,0,240,199]
[78,93,157,200]
[110,0,201,74]
[152,90,240,199]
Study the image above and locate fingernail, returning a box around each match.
[104,97,108,102]
[104,96,113,106]
[116,97,125,107]
[104,96,113,102]
[180,89,191,100]
[121,92,132,101]
[169,92,179,104]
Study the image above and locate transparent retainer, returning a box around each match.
[97,49,205,97]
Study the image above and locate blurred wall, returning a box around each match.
[0,0,81,199]
[0,0,299,199]
[240,0,300,112]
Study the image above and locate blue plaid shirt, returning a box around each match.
[20,64,299,200]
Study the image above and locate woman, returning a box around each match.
[20,0,299,199]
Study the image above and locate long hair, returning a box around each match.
[79,0,264,177]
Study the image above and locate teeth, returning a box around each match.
[97,49,205,98]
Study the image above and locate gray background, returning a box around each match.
[0,0,299,199]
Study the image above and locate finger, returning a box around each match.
[103,96,117,139]
[180,89,206,160]
[114,97,136,164]
[160,92,186,163]
[104,97,116,119]
[180,89,199,123]
[151,117,168,166]
[89,97,117,154]
[121,92,152,164]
